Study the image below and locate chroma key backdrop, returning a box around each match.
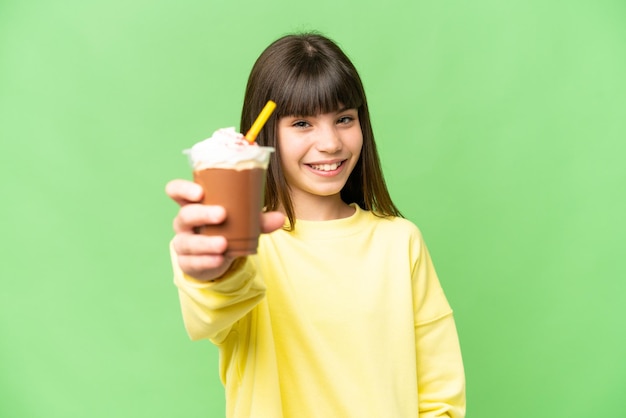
[1,0,625,417]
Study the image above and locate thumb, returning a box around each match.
[261,211,286,234]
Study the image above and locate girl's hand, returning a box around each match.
[165,179,285,282]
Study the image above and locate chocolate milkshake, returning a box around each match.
[185,127,274,257]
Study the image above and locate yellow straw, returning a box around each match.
[244,100,277,143]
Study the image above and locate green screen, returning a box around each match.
[1,0,625,417]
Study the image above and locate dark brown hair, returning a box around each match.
[240,33,402,229]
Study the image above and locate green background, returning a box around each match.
[1,0,625,417]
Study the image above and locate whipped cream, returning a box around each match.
[184,127,274,170]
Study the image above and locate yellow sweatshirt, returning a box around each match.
[173,205,466,417]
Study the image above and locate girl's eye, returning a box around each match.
[292,120,310,128]
[337,116,354,124]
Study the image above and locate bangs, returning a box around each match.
[273,60,364,117]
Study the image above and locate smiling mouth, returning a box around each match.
[308,161,344,172]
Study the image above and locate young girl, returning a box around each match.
[166,33,466,418]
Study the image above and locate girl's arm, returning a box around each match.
[415,314,466,417]
[172,252,266,344]
[165,179,284,343]
[411,231,466,417]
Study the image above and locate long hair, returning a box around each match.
[240,33,402,229]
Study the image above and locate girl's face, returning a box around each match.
[277,108,363,205]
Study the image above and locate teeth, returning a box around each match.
[311,162,341,171]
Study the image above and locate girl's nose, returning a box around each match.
[315,126,343,153]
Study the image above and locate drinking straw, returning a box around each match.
[244,100,277,143]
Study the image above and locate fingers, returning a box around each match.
[173,204,227,233]
[176,254,233,280]
[172,233,233,281]
[261,211,286,234]
[171,233,228,256]
[165,179,204,206]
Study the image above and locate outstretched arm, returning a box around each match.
[166,179,285,342]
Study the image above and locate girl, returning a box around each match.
[166,33,466,418]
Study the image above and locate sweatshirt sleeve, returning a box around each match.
[171,245,266,345]
[412,232,466,418]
